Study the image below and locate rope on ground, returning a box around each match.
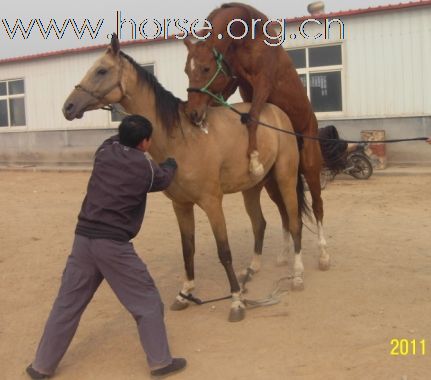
[242,275,292,309]
[178,275,291,309]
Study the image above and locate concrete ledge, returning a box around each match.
[0,164,92,172]
[371,164,431,176]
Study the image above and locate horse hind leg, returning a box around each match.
[239,185,266,286]
[301,141,330,271]
[264,176,292,266]
[274,166,305,291]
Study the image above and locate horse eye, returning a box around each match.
[203,67,210,73]
[97,68,108,75]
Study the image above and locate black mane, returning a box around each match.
[120,51,182,133]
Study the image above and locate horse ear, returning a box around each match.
[109,33,120,56]
[183,38,194,51]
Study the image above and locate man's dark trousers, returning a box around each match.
[32,234,172,375]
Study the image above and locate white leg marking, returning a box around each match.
[292,251,305,290]
[294,251,304,278]
[249,254,261,272]
[231,292,245,310]
[240,254,261,280]
[175,279,195,303]
[277,229,291,266]
[317,222,330,270]
[317,221,327,248]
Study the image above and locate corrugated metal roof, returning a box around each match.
[0,0,430,65]
[0,34,178,65]
[285,0,431,22]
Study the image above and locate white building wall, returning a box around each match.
[285,6,431,119]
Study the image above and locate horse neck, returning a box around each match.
[208,9,243,52]
[118,62,171,161]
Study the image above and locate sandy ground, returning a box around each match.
[1,171,431,380]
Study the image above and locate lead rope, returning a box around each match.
[178,273,292,309]
[201,89,428,144]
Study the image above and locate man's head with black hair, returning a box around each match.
[119,115,153,148]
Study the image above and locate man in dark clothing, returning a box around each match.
[26,115,186,379]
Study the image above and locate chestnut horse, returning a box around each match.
[63,35,307,322]
[184,2,330,271]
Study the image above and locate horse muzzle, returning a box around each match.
[63,101,84,120]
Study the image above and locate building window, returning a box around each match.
[0,79,26,127]
[288,45,342,113]
[111,64,155,122]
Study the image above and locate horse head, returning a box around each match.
[63,34,125,120]
[184,39,235,125]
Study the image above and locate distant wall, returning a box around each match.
[0,116,430,167]
[0,128,115,166]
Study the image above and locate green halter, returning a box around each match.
[187,48,234,109]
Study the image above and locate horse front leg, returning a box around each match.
[238,184,266,286]
[243,82,271,178]
[170,201,196,311]
[200,196,245,322]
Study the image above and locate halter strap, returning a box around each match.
[74,58,126,104]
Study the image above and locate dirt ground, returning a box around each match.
[1,170,430,380]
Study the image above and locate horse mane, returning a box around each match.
[120,51,182,134]
[208,2,269,24]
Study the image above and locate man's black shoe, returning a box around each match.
[150,358,187,378]
[26,364,50,379]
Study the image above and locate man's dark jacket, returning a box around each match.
[75,135,177,241]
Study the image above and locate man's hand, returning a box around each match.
[161,157,177,169]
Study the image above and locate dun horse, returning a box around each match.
[63,35,306,322]
[184,2,330,271]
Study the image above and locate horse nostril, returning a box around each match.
[66,103,74,112]
[190,111,198,121]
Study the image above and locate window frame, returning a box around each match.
[288,43,344,118]
[109,63,156,124]
[0,78,27,129]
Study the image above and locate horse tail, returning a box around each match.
[297,172,311,220]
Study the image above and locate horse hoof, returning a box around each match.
[228,307,245,322]
[319,257,330,271]
[170,299,189,311]
[292,277,304,291]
